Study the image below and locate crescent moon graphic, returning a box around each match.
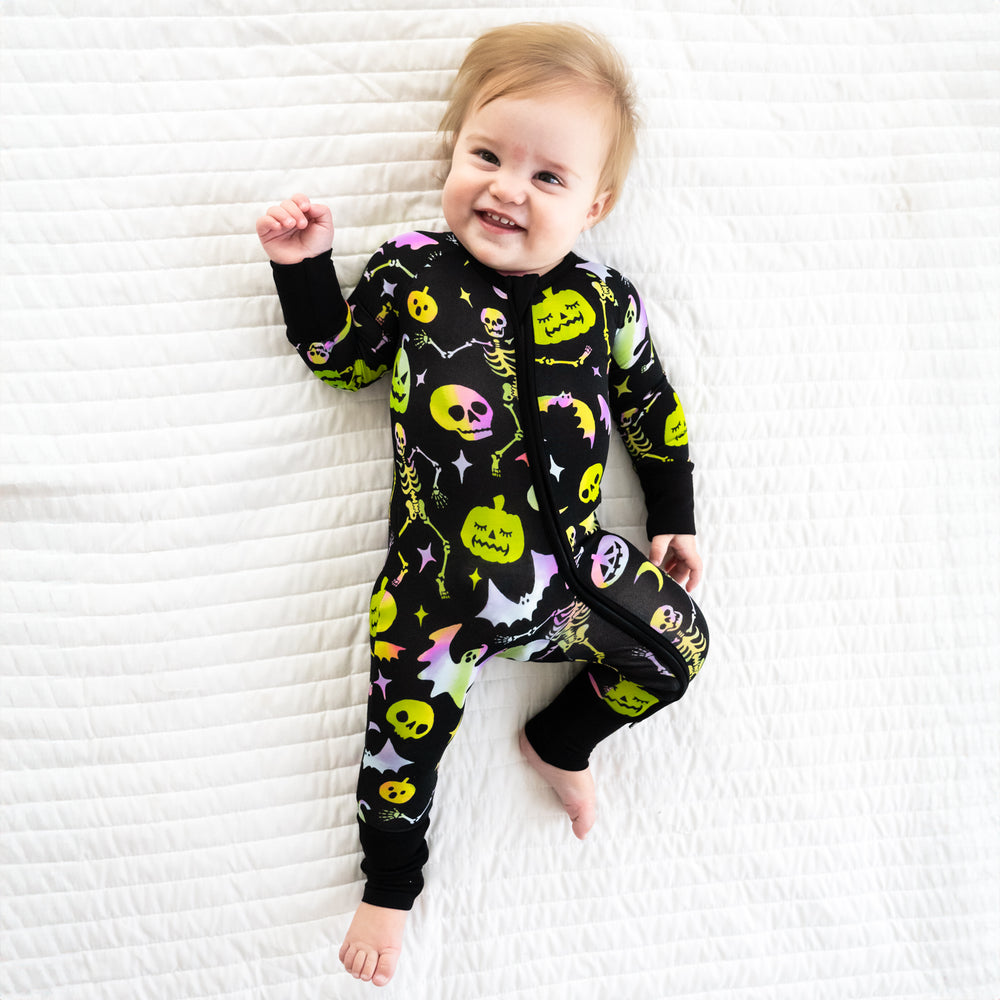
[635,561,665,592]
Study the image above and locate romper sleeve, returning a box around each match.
[270,247,399,391]
[608,276,696,539]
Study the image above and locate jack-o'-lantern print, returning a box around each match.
[597,676,660,717]
[590,534,629,589]
[379,777,416,804]
[460,496,525,563]
[370,576,397,636]
[665,392,688,447]
[532,287,596,344]
[390,342,411,413]
[407,286,438,323]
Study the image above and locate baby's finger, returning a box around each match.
[255,213,282,236]
[277,199,310,228]
[258,207,302,238]
[303,200,333,229]
[261,205,296,231]
[680,557,702,592]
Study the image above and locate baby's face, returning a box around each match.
[442,87,613,277]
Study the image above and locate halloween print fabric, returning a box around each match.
[271,233,709,907]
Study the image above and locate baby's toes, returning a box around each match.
[372,949,399,987]
[342,942,371,980]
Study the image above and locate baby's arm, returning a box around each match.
[258,193,399,391]
[256,193,334,265]
[608,276,702,589]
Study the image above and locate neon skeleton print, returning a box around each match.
[271,232,709,910]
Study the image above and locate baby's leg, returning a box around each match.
[518,727,596,839]
[522,537,709,834]
[345,570,493,983]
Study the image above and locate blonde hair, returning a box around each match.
[439,22,639,217]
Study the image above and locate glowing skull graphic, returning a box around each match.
[481,308,507,337]
[387,699,434,740]
[430,384,494,440]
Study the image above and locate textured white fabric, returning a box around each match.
[2,3,998,998]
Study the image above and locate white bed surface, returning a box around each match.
[2,3,998,998]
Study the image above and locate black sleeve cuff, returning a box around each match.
[270,250,346,337]
[639,463,697,538]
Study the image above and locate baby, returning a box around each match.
[256,21,709,987]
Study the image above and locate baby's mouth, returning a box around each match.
[477,210,524,232]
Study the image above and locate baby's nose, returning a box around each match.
[489,172,527,205]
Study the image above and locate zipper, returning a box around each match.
[507,277,692,690]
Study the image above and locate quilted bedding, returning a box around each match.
[2,2,998,998]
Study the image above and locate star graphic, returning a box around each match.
[372,671,390,697]
[470,568,481,588]
[459,288,473,307]
[416,369,427,386]
[453,450,472,482]
[417,544,435,570]
[415,606,428,625]
[382,279,396,297]
[549,456,564,480]
[615,377,630,396]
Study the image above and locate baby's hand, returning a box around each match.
[256,194,334,265]
[648,533,702,592]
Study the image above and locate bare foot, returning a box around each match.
[339,901,408,986]
[519,729,597,839]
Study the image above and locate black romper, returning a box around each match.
[271,232,709,909]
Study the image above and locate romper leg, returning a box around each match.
[358,572,496,908]
[525,534,709,771]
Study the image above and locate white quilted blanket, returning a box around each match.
[2,3,998,999]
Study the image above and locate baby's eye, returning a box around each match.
[536,171,563,186]
[475,149,500,166]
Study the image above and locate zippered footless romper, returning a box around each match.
[271,232,709,910]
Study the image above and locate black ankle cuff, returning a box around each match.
[524,668,639,771]
[358,816,429,911]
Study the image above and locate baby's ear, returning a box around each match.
[584,190,613,229]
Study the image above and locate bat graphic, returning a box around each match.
[373,641,405,661]
[391,232,439,250]
[538,392,596,446]
[477,550,560,627]
[597,394,612,436]
[362,738,414,774]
